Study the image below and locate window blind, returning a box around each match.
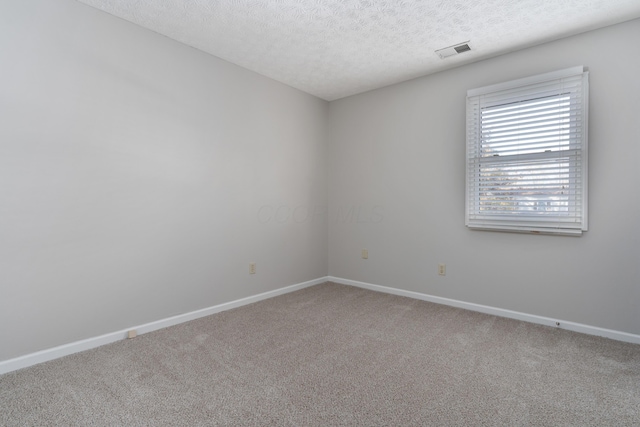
[466,67,589,235]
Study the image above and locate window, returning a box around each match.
[466,66,589,236]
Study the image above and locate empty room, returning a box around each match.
[1,0,639,425]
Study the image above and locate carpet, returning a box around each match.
[1,282,639,426]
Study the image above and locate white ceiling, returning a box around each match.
[76,0,640,101]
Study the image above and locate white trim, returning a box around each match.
[328,276,640,345]
[467,224,583,236]
[4,275,637,375]
[467,65,584,96]
[0,277,328,375]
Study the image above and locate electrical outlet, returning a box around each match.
[249,262,256,274]
[362,249,368,259]
[438,263,446,276]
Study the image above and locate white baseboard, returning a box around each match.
[0,277,328,375]
[3,275,637,375]
[328,276,640,345]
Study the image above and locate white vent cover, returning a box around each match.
[436,41,472,59]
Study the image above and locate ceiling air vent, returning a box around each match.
[436,41,472,59]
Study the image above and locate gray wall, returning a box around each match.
[0,0,328,361]
[328,19,640,335]
[1,0,638,363]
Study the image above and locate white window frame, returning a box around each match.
[466,66,589,236]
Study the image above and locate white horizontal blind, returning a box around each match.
[466,67,588,235]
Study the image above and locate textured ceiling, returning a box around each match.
[75,0,640,101]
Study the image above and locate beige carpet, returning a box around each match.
[1,282,639,426]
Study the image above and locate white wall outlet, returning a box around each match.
[438,263,446,276]
[249,262,256,274]
[362,249,368,259]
